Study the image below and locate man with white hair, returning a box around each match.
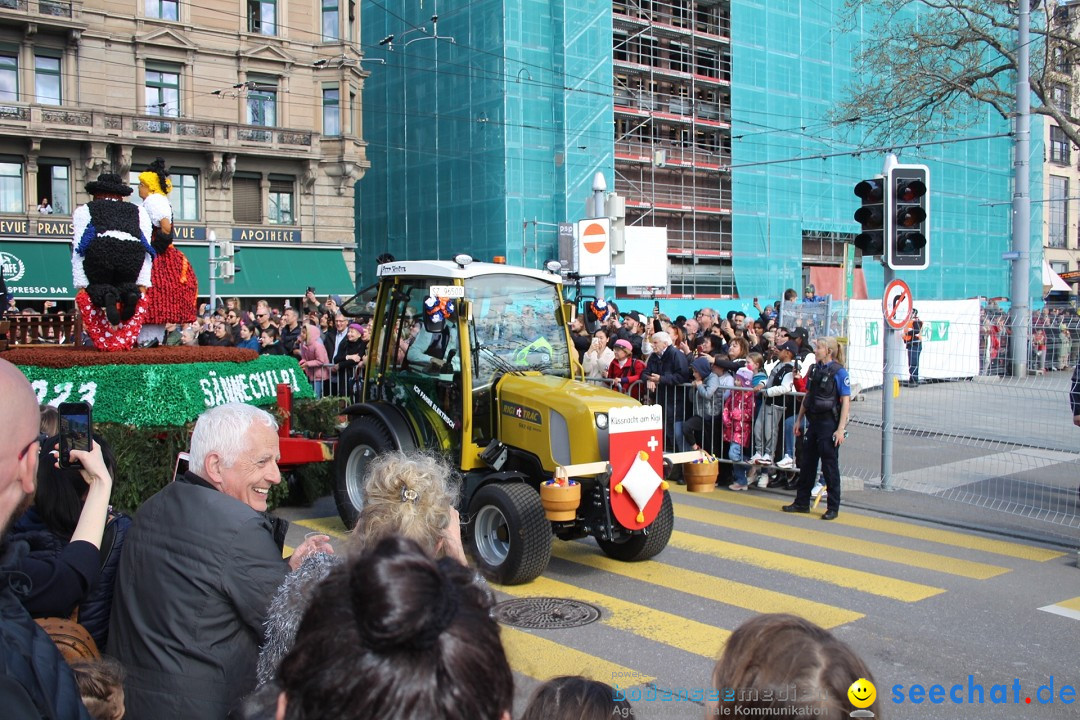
[107,402,332,720]
[643,331,691,465]
[0,359,93,718]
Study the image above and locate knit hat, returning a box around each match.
[348,323,364,333]
[736,367,754,385]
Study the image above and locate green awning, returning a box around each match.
[177,243,356,298]
[0,238,355,300]
[0,239,76,300]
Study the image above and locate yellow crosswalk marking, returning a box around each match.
[551,541,862,628]
[670,486,1062,562]
[673,502,1009,580]
[501,626,653,684]
[293,516,349,540]
[495,576,730,658]
[668,531,943,602]
[1038,596,1080,622]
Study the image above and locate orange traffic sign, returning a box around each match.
[883,279,913,329]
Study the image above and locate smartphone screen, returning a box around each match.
[58,402,92,468]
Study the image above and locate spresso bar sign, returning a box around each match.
[0,218,206,240]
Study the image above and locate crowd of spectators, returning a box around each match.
[574,289,819,490]
[0,354,880,719]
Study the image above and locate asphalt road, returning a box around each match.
[277,484,1079,720]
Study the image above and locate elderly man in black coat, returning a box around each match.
[643,331,691,465]
[107,403,333,719]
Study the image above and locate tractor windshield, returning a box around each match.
[467,273,571,386]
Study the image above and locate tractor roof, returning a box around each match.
[375,260,562,285]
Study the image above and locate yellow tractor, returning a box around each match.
[333,256,673,584]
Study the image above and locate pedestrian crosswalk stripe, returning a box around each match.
[667,531,943,602]
[551,541,862,629]
[673,502,1009,580]
[500,626,654,684]
[1038,596,1080,622]
[294,516,349,540]
[495,576,730,658]
[669,486,1061,562]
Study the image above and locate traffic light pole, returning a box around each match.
[208,229,217,312]
[1009,1,1031,378]
[880,153,897,490]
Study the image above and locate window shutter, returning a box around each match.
[233,176,261,222]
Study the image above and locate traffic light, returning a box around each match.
[887,164,929,270]
[213,236,240,282]
[853,177,885,256]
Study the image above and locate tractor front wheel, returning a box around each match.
[468,483,552,585]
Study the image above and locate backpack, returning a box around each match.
[806,362,840,418]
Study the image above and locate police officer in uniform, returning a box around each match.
[903,309,923,386]
[783,336,851,520]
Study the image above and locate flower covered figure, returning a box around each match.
[139,158,198,343]
[71,172,154,351]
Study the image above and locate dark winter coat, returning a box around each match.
[0,540,92,720]
[107,472,290,720]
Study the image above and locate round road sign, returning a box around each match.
[883,279,913,329]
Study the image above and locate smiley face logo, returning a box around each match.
[847,678,876,709]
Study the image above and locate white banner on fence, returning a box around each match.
[846,299,980,390]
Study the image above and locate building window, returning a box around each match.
[268,176,294,225]
[1052,85,1071,116]
[323,87,340,136]
[146,64,181,117]
[1050,126,1070,164]
[245,78,276,126]
[322,0,339,40]
[0,161,24,213]
[146,0,178,20]
[0,52,17,102]
[233,175,261,223]
[35,54,61,105]
[1049,175,1068,249]
[37,162,68,214]
[248,0,276,35]
[172,171,199,220]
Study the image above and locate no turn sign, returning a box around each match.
[883,279,913,330]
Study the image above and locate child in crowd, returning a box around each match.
[519,675,632,720]
[724,367,756,490]
[71,657,126,720]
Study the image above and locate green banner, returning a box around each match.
[865,321,880,347]
[17,355,313,427]
[926,321,950,342]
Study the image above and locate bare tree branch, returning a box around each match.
[834,0,1080,149]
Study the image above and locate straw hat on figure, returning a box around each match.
[138,158,198,344]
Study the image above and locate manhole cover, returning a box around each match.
[491,597,602,629]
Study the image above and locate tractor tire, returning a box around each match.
[468,483,552,585]
[333,417,395,529]
[597,491,674,562]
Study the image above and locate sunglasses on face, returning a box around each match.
[18,432,48,461]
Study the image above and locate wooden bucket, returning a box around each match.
[684,461,719,493]
[540,481,581,521]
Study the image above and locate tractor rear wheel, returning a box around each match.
[468,483,552,585]
[596,491,673,562]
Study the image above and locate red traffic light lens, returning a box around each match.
[897,207,926,228]
[896,179,926,203]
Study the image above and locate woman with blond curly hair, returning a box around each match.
[250,451,466,690]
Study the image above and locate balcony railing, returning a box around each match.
[0,104,318,153]
[614,88,730,125]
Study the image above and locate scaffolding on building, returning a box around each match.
[612,0,735,297]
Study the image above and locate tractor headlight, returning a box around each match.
[595,412,608,430]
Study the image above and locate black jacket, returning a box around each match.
[0,540,92,720]
[107,472,290,720]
